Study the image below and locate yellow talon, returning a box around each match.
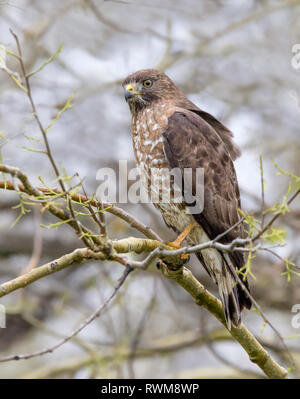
[166,222,197,249]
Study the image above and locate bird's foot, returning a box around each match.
[180,253,190,261]
[165,247,190,263]
[166,222,196,250]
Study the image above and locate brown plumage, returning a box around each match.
[122,69,251,329]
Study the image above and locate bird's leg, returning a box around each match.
[167,222,197,249]
[167,221,197,260]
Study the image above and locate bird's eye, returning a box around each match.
[143,79,153,88]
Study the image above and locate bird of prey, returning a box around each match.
[122,69,251,329]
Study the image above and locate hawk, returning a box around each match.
[122,69,251,329]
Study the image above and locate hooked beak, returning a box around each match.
[124,83,142,101]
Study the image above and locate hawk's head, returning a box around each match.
[122,69,180,112]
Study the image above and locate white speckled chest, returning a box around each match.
[132,104,168,171]
[131,104,192,232]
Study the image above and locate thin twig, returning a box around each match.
[127,291,156,378]
[0,264,133,362]
[260,155,265,229]
[10,29,93,249]
[0,177,162,241]
[253,188,300,241]
[80,176,107,237]
[0,169,103,248]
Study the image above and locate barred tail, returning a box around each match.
[216,261,241,329]
[219,253,252,329]
[196,252,252,330]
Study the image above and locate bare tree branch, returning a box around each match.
[0,264,133,362]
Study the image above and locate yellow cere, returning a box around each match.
[125,84,134,92]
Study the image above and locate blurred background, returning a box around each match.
[0,0,299,378]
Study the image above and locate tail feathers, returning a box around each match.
[236,281,252,311]
[216,264,242,330]
[195,252,251,330]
